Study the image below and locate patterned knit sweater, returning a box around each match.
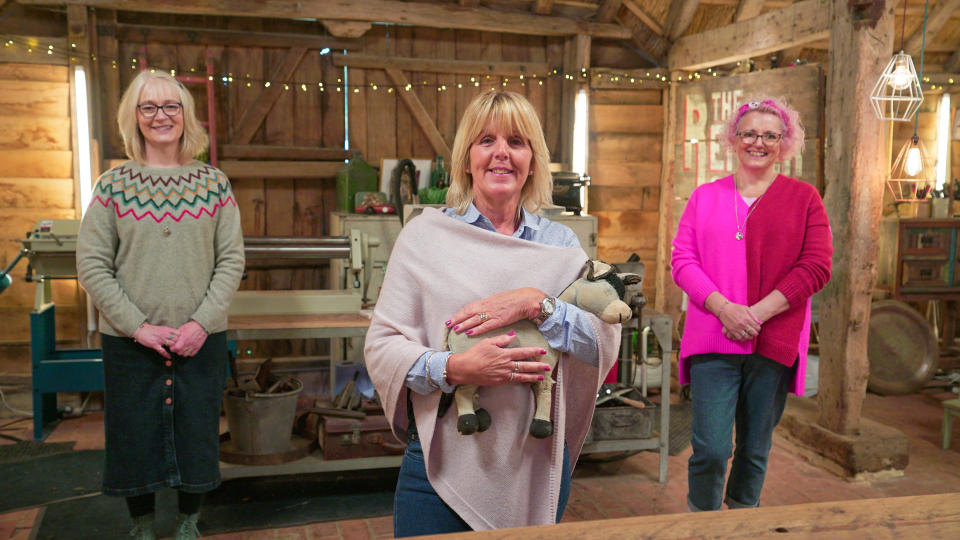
[77,160,244,338]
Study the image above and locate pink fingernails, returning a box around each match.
[465,330,473,335]
[539,349,547,355]
[538,375,544,381]
[508,331,515,336]
[445,320,452,327]
[453,325,460,331]
[544,366,551,371]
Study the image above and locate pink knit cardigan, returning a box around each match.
[364,208,620,529]
[672,175,832,395]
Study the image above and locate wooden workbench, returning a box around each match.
[427,492,960,539]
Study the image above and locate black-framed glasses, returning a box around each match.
[137,102,182,118]
[736,131,782,145]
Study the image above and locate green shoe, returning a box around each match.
[174,513,201,540]
[129,513,156,540]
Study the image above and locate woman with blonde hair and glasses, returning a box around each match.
[671,96,832,512]
[77,70,243,539]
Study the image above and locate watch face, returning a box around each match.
[542,297,555,315]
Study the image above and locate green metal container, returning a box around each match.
[336,156,380,212]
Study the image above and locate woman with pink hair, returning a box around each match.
[671,97,832,511]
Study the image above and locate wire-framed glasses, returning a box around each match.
[736,131,782,145]
[137,102,183,118]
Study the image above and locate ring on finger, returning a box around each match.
[514,361,520,373]
[508,371,515,382]
[478,312,489,322]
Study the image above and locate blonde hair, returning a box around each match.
[720,95,805,162]
[446,90,553,214]
[117,70,209,164]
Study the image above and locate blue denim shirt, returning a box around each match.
[406,203,600,394]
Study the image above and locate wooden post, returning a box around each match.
[655,70,681,319]
[817,0,893,435]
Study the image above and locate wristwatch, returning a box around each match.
[532,295,556,326]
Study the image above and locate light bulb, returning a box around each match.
[905,146,923,177]
[888,60,913,91]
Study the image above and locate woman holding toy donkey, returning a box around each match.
[671,96,832,512]
[365,90,625,535]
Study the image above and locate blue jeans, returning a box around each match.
[393,420,571,537]
[687,353,792,511]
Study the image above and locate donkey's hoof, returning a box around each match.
[476,408,492,432]
[530,419,553,438]
[457,414,478,435]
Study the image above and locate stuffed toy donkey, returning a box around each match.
[442,260,644,438]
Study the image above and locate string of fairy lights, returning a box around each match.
[0,34,761,93]
[6,34,951,92]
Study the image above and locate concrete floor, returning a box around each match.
[1,382,959,539]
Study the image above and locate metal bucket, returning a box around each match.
[223,376,303,454]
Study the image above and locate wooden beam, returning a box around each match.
[904,0,960,58]
[616,11,669,66]
[533,0,554,15]
[112,23,359,50]
[594,0,622,23]
[656,71,680,317]
[322,20,372,39]
[218,160,343,179]
[818,0,893,435]
[219,145,354,161]
[332,53,549,78]
[384,68,452,160]
[622,0,664,36]
[663,0,699,41]
[20,0,631,39]
[230,47,307,145]
[438,493,960,539]
[668,0,830,70]
[734,0,765,21]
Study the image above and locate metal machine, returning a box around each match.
[0,219,102,440]
[0,217,380,440]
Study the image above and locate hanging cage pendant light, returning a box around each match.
[870,51,923,121]
[887,135,935,201]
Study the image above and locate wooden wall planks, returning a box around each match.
[0,62,77,348]
[588,88,664,305]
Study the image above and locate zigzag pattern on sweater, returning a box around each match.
[90,164,237,222]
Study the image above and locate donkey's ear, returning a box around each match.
[586,260,614,280]
[622,274,643,286]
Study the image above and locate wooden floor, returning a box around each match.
[1,383,960,539]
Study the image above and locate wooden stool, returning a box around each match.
[943,399,960,450]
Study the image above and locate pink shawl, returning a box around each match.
[364,208,620,529]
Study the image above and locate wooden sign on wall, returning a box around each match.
[673,64,823,202]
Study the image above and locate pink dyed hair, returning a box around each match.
[720,96,805,161]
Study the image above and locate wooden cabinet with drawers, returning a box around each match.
[895,219,960,299]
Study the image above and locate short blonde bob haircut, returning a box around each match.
[446,90,553,214]
[720,95,805,162]
[116,70,209,164]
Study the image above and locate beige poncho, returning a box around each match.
[364,208,620,529]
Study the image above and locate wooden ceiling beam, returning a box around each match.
[332,53,549,77]
[112,23,359,50]
[18,0,631,39]
[903,0,960,58]
[946,49,960,73]
[622,0,664,36]
[594,0,622,23]
[533,0,554,15]
[733,0,765,21]
[668,0,829,70]
[663,0,699,41]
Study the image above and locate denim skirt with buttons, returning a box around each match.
[100,332,226,497]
